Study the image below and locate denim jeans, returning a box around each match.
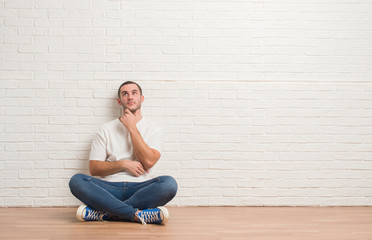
[69,173,178,222]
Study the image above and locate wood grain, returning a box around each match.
[0,207,371,240]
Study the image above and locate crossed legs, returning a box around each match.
[69,173,178,222]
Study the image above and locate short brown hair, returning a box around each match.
[117,81,143,97]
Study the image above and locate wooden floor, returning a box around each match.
[0,207,371,240]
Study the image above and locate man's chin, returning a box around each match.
[127,107,139,114]
[122,103,140,114]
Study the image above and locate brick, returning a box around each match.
[35,198,64,206]
[1,1,372,208]
[4,198,33,207]
[64,0,90,10]
[18,45,47,53]
[5,179,34,188]
[19,188,48,197]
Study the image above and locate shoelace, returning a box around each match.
[136,210,160,225]
[85,209,101,221]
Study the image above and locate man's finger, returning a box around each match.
[124,109,134,116]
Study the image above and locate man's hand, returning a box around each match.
[89,160,148,177]
[119,109,138,132]
[122,160,148,177]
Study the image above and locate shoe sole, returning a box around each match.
[158,206,169,224]
[76,204,87,221]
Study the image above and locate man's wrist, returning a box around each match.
[119,159,129,172]
[127,126,139,135]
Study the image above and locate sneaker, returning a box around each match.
[76,204,110,221]
[135,206,169,225]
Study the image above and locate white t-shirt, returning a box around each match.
[89,117,163,182]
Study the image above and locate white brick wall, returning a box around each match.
[1,0,372,207]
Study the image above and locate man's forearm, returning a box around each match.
[89,160,126,177]
[129,128,160,170]
[89,159,147,177]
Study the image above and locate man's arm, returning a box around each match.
[119,109,161,170]
[128,127,161,170]
[89,160,147,177]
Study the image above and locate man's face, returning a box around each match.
[117,84,144,113]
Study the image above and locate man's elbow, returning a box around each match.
[143,161,156,170]
[143,152,161,170]
[89,161,100,176]
[89,166,98,176]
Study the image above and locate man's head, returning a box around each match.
[117,81,143,98]
[117,81,144,114]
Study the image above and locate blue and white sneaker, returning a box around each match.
[76,205,110,222]
[135,207,169,225]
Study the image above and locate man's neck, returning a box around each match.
[131,109,143,121]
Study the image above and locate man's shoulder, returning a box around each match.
[100,118,121,131]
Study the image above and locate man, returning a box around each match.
[69,81,178,225]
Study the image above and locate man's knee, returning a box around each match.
[160,176,178,198]
[69,173,87,191]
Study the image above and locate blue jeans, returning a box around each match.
[69,173,178,222]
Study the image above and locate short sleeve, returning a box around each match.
[89,128,107,161]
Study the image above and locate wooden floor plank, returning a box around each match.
[0,207,371,240]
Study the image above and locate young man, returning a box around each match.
[69,81,177,225]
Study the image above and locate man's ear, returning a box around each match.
[117,98,122,105]
[141,95,144,103]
